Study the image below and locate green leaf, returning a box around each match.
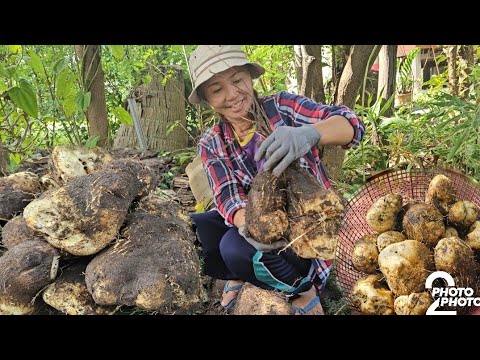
[108,45,125,60]
[0,64,5,78]
[84,135,100,149]
[166,120,180,135]
[8,79,38,117]
[53,57,68,74]
[113,106,133,126]
[27,49,46,78]
[4,65,17,78]
[8,45,22,54]
[75,91,91,112]
[379,117,407,128]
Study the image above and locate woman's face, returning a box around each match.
[201,66,254,122]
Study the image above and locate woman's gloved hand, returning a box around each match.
[238,224,288,252]
[254,125,321,176]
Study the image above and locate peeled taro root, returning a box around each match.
[285,166,344,259]
[425,174,455,216]
[352,235,379,274]
[378,240,434,296]
[351,274,394,315]
[402,203,445,247]
[394,292,432,315]
[366,193,403,233]
[245,171,288,244]
[0,240,59,315]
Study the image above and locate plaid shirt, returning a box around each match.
[198,91,365,226]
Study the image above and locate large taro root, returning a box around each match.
[0,240,59,315]
[402,203,445,247]
[366,193,403,233]
[351,274,394,315]
[352,234,379,274]
[51,145,113,184]
[394,292,432,315]
[43,261,114,315]
[378,240,434,295]
[23,159,156,256]
[285,166,344,259]
[245,171,288,244]
[233,282,294,315]
[425,174,455,216]
[1,215,45,249]
[85,196,202,313]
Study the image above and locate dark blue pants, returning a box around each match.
[191,210,313,295]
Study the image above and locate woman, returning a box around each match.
[189,45,365,315]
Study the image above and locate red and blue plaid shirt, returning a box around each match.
[198,91,365,227]
[198,91,365,293]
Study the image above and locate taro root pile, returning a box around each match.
[0,146,202,315]
[351,174,480,315]
[245,163,344,259]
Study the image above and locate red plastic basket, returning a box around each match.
[335,167,480,313]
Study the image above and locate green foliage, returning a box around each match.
[8,79,38,117]
[396,48,420,94]
[112,106,133,126]
[107,45,125,60]
[84,135,100,148]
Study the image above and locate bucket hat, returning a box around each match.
[188,45,265,104]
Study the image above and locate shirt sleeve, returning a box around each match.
[198,141,247,227]
[276,92,365,149]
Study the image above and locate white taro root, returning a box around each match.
[425,174,455,216]
[448,201,478,228]
[233,283,294,315]
[402,203,445,246]
[434,237,477,281]
[351,274,394,315]
[377,231,406,252]
[0,171,40,220]
[51,145,113,183]
[394,292,432,315]
[378,240,434,295]
[466,221,480,250]
[366,193,403,233]
[42,262,114,315]
[23,159,156,256]
[352,234,379,274]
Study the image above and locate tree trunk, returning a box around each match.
[445,45,459,97]
[75,45,109,147]
[322,45,381,181]
[378,45,397,117]
[293,45,303,91]
[332,45,352,102]
[0,138,8,176]
[299,45,325,103]
[113,66,187,152]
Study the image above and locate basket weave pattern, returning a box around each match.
[335,168,480,313]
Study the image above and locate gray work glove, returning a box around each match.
[254,125,321,177]
[238,224,288,252]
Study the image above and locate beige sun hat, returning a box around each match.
[188,45,265,104]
